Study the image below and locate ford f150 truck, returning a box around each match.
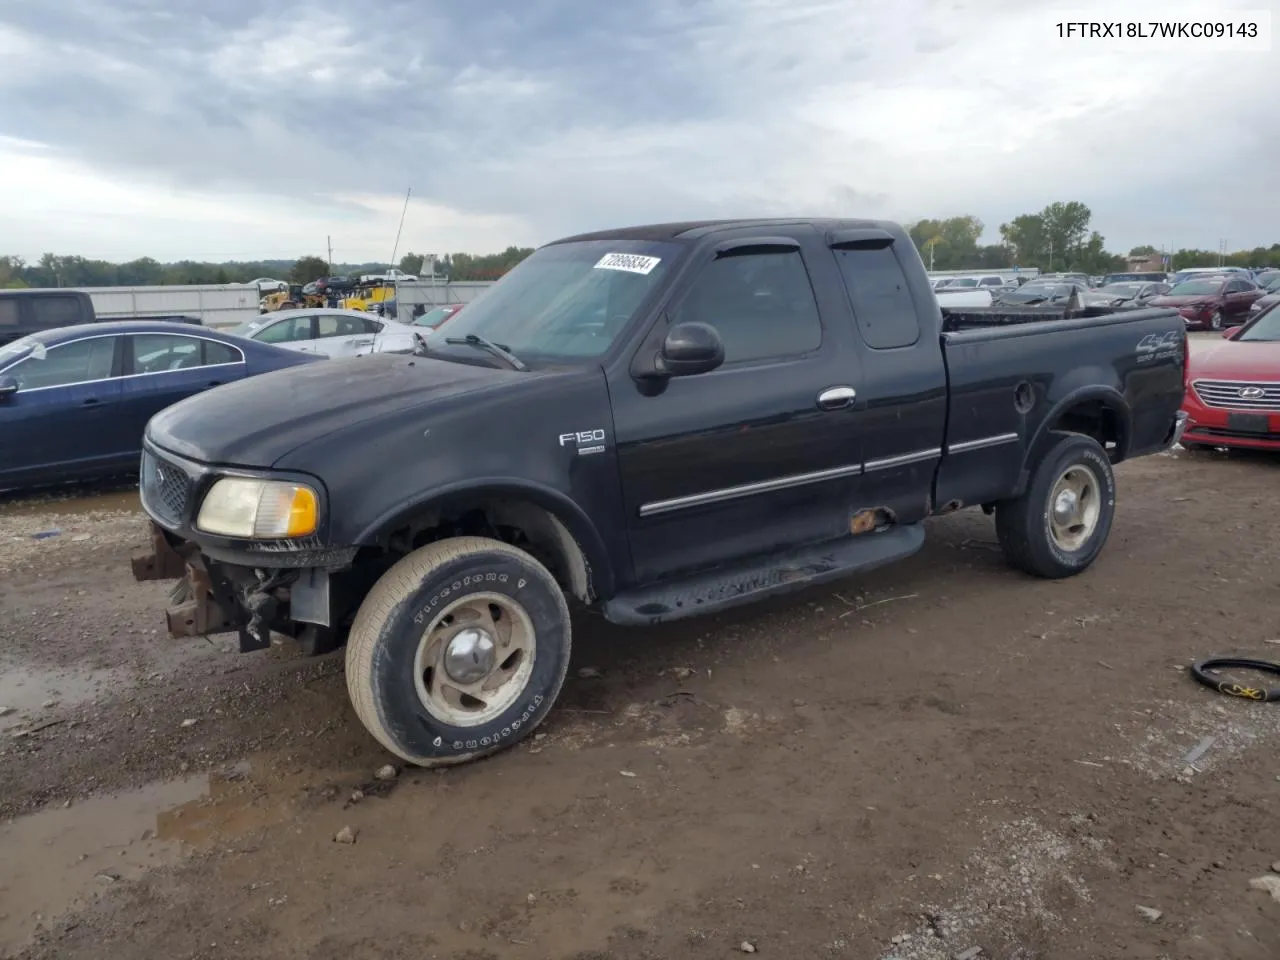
[131,218,1188,767]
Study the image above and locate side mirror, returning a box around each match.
[656,322,725,377]
[0,375,17,400]
[1222,326,1243,340]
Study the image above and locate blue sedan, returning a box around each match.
[0,320,320,491]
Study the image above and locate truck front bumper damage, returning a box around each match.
[131,522,341,653]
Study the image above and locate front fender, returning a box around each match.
[351,477,617,600]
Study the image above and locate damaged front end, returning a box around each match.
[131,522,358,653]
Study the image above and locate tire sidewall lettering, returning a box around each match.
[377,549,565,760]
[1042,444,1115,569]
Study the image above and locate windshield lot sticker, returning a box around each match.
[595,253,661,275]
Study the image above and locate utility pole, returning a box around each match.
[327,236,333,272]
[1048,238,1053,271]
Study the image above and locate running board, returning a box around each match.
[603,525,925,626]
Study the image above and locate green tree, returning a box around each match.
[908,216,983,270]
[290,256,330,284]
[398,253,426,276]
[1128,244,1158,257]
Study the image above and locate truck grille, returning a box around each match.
[1191,380,1280,411]
[140,449,193,527]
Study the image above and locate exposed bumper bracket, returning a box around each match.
[131,523,189,582]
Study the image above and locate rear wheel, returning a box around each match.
[995,433,1116,578]
[344,537,571,766]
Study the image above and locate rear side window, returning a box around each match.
[833,244,921,350]
[203,340,242,365]
[0,301,19,326]
[30,296,85,328]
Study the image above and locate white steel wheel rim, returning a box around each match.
[1048,464,1102,552]
[412,591,536,728]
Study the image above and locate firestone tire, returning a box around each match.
[995,433,1116,579]
[344,536,571,767]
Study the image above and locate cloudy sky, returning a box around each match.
[0,0,1275,262]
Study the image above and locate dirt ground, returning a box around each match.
[2,427,1280,957]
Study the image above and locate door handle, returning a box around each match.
[817,386,857,410]
[81,397,102,406]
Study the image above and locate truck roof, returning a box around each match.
[550,218,903,245]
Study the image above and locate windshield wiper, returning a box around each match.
[444,334,528,372]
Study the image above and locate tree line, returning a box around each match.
[0,246,537,289]
[909,201,1280,274]
[3,203,1277,290]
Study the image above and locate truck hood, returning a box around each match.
[147,353,529,467]
[1189,340,1280,382]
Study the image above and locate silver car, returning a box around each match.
[229,308,418,359]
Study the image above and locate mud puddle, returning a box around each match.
[0,663,132,733]
[0,758,314,956]
[0,486,141,521]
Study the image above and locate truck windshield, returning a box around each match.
[423,239,683,362]
[1239,303,1280,341]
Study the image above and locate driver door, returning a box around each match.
[607,226,867,584]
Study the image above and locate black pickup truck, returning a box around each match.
[132,218,1188,766]
[0,289,200,346]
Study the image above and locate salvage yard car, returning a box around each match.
[131,218,1188,767]
[1180,303,1280,452]
[0,321,318,490]
[1149,276,1265,331]
[229,307,419,358]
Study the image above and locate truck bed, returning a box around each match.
[933,307,1186,512]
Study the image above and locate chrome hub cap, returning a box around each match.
[444,628,496,684]
[412,591,536,727]
[1048,464,1101,552]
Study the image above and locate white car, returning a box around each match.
[246,277,289,293]
[358,268,417,283]
[228,308,419,359]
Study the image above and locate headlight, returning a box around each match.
[196,478,318,539]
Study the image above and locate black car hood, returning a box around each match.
[147,353,530,467]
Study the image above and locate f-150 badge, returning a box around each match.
[559,429,607,455]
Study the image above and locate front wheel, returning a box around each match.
[995,433,1116,579]
[1207,310,1223,331]
[345,537,571,766]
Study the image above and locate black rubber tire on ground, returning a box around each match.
[344,536,571,767]
[995,433,1117,579]
[1207,310,1223,331]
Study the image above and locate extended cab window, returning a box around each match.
[671,250,821,364]
[0,301,19,327]
[31,296,85,328]
[9,337,116,390]
[833,244,920,349]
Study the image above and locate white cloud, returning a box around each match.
[0,0,1276,260]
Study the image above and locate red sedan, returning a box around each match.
[1180,304,1280,451]
[1150,276,1265,331]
